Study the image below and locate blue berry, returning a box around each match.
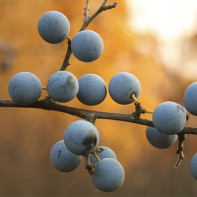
[50,140,82,172]
[47,71,79,102]
[191,153,197,180]
[8,72,42,105]
[184,82,197,115]
[153,101,186,135]
[108,72,141,104]
[38,11,70,44]
[91,158,125,192]
[90,146,117,164]
[77,74,107,106]
[64,120,99,156]
[71,30,104,62]
[146,127,177,149]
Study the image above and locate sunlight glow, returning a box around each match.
[127,0,197,41]
[127,0,197,78]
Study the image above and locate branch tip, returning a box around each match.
[84,0,90,21]
[80,0,117,31]
[103,2,118,10]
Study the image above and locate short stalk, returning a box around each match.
[93,151,101,162]
[85,154,95,175]
[96,146,100,152]
[130,93,138,102]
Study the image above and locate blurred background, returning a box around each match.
[0,0,197,196]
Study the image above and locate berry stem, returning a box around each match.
[130,95,153,118]
[130,93,138,102]
[85,154,95,175]
[93,151,101,161]
[96,146,100,152]
[86,154,91,167]
[144,110,153,114]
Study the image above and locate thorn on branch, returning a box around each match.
[174,133,186,168]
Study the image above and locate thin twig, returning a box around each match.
[84,0,90,21]
[60,37,72,71]
[80,0,117,31]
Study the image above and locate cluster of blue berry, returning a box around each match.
[7,8,197,192]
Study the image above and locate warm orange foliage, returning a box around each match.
[0,0,195,196]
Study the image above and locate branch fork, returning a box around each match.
[60,0,117,71]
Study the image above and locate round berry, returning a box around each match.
[64,120,99,156]
[184,82,197,115]
[38,11,70,44]
[146,127,178,149]
[91,158,125,192]
[191,153,197,180]
[153,101,187,135]
[71,30,104,62]
[108,72,141,104]
[77,74,107,106]
[90,146,117,164]
[50,140,82,172]
[8,72,42,105]
[47,71,79,102]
